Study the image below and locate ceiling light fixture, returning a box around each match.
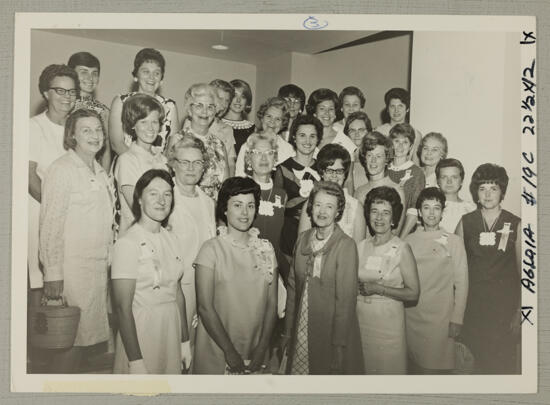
[212,31,229,50]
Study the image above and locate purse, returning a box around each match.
[29,297,81,350]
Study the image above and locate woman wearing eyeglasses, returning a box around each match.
[109,48,179,156]
[166,134,216,359]
[171,83,229,200]
[28,64,79,300]
[278,84,306,142]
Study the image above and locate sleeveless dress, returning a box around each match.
[357,236,407,374]
[221,118,255,155]
[461,209,520,374]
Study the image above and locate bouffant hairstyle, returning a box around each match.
[181,83,219,123]
[343,111,373,136]
[288,114,323,150]
[210,79,235,101]
[132,169,175,227]
[436,158,466,181]
[417,132,448,166]
[339,86,366,109]
[67,51,100,72]
[63,108,105,151]
[38,64,80,100]
[166,133,210,172]
[216,177,261,225]
[305,88,339,116]
[245,133,279,167]
[256,97,290,133]
[121,94,165,142]
[316,144,352,182]
[384,87,410,109]
[389,123,416,145]
[469,163,509,205]
[278,84,306,110]
[306,181,346,224]
[358,131,394,170]
[230,79,253,116]
[132,48,166,79]
[364,186,403,231]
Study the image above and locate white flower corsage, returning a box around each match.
[299,178,314,198]
[399,169,413,187]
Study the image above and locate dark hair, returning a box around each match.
[288,114,323,150]
[230,79,253,116]
[384,87,410,109]
[210,79,235,100]
[358,131,394,170]
[469,163,509,205]
[417,132,448,166]
[122,94,165,141]
[343,111,373,136]
[278,84,306,110]
[416,187,446,211]
[67,52,100,72]
[364,186,403,231]
[38,64,80,100]
[132,48,166,79]
[216,177,261,225]
[305,88,339,116]
[132,169,175,227]
[306,181,346,223]
[389,123,416,145]
[256,97,290,133]
[339,86,366,108]
[63,108,105,151]
[436,158,465,181]
[316,144,352,183]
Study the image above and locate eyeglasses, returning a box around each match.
[348,128,368,136]
[284,97,301,106]
[174,158,204,170]
[191,103,216,113]
[49,87,78,97]
[250,149,275,157]
[324,168,346,176]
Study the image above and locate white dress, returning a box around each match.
[440,200,477,233]
[112,224,185,374]
[357,236,407,374]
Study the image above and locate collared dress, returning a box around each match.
[114,142,168,236]
[356,235,408,374]
[168,184,216,350]
[404,229,468,370]
[28,111,66,289]
[112,224,185,374]
[39,149,115,346]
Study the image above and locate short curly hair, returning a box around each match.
[416,187,446,211]
[417,132,448,166]
[63,108,105,151]
[245,132,279,168]
[469,163,509,205]
[316,143,352,183]
[364,186,403,231]
[132,48,166,79]
[121,94,165,142]
[288,114,323,150]
[181,83,218,123]
[132,169,175,228]
[256,97,290,134]
[67,51,100,72]
[343,111,373,137]
[339,86,366,109]
[436,158,465,181]
[389,123,416,145]
[358,131,394,170]
[305,88,339,116]
[166,133,210,173]
[210,79,235,100]
[38,64,80,100]
[306,181,346,224]
[384,87,410,109]
[216,177,261,225]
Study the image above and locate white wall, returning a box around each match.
[290,34,411,127]
[410,31,520,214]
[30,30,257,121]
[254,52,292,116]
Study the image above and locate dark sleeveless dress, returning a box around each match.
[461,209,521,374]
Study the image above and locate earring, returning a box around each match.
[133,77,138,82]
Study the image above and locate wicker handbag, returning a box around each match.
[29,297,81,350]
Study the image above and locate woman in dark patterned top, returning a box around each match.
[222,79,255,155]
[109,48,179,156]
[456,163,521,374]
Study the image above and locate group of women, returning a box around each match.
[28,47,521,376]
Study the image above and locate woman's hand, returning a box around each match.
[247,343,268,373]
[128,359,148,374]
[448,322,462,338]
[358,282,381,296]
[181,341,193,371]
[330,345,344,374]
[224,348,245,373]
[43,280,64,300]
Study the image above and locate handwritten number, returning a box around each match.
[303,16,328,30]
[520,31,536,45]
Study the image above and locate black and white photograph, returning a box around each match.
[10,12,537,394]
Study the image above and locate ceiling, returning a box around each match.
[42,29,380,65]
